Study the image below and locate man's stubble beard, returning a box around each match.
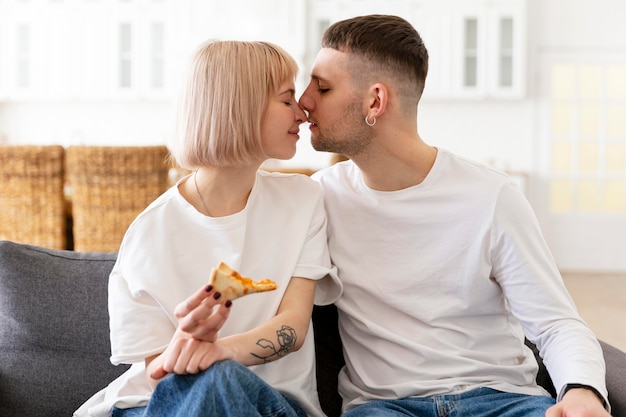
[310,102,373,158]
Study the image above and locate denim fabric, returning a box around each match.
[342,388,556,417]
[111,360,306,417]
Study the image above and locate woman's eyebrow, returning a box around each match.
[278,88,296,97]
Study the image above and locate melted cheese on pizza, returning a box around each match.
[209,261,277,301]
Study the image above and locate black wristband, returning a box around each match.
[563,383,606,407]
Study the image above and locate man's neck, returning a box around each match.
[352,140,437,192]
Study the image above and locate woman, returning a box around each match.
[75,40,340,417]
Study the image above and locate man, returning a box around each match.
[299,14,611,417]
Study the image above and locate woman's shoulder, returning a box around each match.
[254,169,323,208]
[257,169,320,189]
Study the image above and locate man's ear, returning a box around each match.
[366,82,388,120]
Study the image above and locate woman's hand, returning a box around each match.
[174,284,232,342]
[158,329,233,375]
[145,284,233,386]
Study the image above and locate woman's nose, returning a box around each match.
[294,105,307,123]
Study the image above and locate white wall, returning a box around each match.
[1,0,624,172]
[0,101,175,146]
[2,0,625,167]
[2,0,626,270]
[285,0,626,172]
[530,0,626,50]
[420,0,626,173]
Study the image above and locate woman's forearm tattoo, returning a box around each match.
[250,325,297,363]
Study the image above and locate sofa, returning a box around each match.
[0,240,624,417]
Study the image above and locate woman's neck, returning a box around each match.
[184,165,258,217]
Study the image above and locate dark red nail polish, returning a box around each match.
[205,285,213,292]
[213,291,221,300]
[225,300,232,308]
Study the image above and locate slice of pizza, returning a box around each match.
[209,261,277,302]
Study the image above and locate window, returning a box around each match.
[498,17,514,87]
[463,18,478,87]
[150,22,164,89]
[450,0,526,98]
[318,18,330,39]
[549,63,626,213]
[119,23,132,88]
[16,24,30,88]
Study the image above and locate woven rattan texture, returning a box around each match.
[66,146,170,252]
[0,145,67,249]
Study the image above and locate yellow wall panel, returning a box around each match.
[552,103,573,135]
[607,65,626,99]
[550,179,573,213]
[604,180,626,212]
[551,65,576,99]
[579,65,602,99]
[606,105,626,137]
[606,142,626,174]
[578,180,600,212]
[552,142,572,173]
[579,104,600,136]
[578,142,599,173]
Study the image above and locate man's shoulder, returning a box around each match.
[439,149,512,185]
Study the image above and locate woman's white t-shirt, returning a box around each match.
[74,170,341,417]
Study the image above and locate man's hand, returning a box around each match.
[546,387,610,417]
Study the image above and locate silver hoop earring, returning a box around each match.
[365,115,376,127]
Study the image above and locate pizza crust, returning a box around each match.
[209,261,277,302]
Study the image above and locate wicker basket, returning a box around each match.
[0,145,67,249]
[66,146,170,252]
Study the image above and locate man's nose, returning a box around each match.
[298,94,314,113]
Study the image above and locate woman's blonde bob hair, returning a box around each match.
[171,40,299,169]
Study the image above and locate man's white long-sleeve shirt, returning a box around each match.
[314,149,607,412]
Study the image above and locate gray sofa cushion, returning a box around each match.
[1,240,625,417]
[601,340,626,416]
[0,240,128,417]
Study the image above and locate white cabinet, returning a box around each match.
[0,0,175,101]
[422,0,527,100]
[0,0,527,102]
[304,0,527,100]
[450,0,527,98]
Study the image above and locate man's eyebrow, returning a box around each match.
[309,74,328,83]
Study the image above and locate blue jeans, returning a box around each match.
[111,360,307,417]
[342,387,556,417]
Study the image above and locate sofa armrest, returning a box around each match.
[530,338,626,414]
[600,340,626,416]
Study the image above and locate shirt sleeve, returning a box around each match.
[293,185,342,306]
[490,180,608,405]
[108,244,175,365]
